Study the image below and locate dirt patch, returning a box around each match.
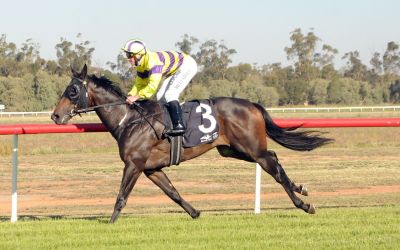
[1,184,399,214]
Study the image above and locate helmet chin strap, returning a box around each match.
[134,54,143,66]
[133,45,146,66]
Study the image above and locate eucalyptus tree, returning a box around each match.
[370,52,383,75]
[342,50,367,81]
[55,33,94,75]
[383,41,400,76]
[194,39,236,82]
[0,34,17,77]
[175,33,199,56]
[284,28,320,81]
[314,44,339,79]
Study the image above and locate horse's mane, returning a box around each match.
[88,74,126,98]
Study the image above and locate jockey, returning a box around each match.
[122,39,198,136]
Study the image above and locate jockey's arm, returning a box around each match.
[127,72,162,103]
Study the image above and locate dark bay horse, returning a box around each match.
[51,65,333,223]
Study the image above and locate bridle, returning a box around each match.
[66,77,167,133]
[67,77,126,118]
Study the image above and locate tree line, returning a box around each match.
[0,29,400,111]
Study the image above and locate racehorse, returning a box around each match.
[51,65,333,223]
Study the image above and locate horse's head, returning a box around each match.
[51,64,89,124]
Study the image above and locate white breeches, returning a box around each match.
[156,56,197,103]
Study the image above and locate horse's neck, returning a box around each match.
[89,85,129,139]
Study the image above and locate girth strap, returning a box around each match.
[169,135,182,166]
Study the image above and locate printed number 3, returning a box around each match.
[196,103,217,133]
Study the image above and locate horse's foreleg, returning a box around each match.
[144,169,200,219]
[110,162,143,223]
[258,150,315,214]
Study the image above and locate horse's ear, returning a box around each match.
[80,64,87,79]
[71,66,79,78]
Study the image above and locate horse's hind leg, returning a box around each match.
[217,146,308,196]
[144,169,200,218]
[268,150,309,196]
[257,150,315,214]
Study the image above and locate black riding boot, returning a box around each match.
[165,100,186,136]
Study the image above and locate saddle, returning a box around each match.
[163,99,220,165]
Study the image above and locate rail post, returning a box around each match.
[11,134,18,223]
[254,164,261,214]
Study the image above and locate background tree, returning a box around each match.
[370,52,383,75]
[314,44,339,79]
[19,39,40,64]
[225,63,253,82]
[368,52,383,85]
[175,34,199,56]
[284,28,320,81]
[194,39,236,82]
[389,80,400,102]
[284,79,309,105]
[106,53,134,91]
[308,78,329,105]
[327,78,362,104]
[1,31,400,111]
[55,33,95,74]
[183,83,210,100]
[383,41,400,76]
[262,63,294,105]
[0,34,18,77]
[342,51,367,81]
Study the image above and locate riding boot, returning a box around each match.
[165,100,186,136]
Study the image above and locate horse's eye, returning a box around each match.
[69,85,80,98]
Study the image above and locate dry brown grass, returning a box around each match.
[0,111,399,217]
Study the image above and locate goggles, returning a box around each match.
[126,52,135,59]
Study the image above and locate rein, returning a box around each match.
[129,102,166,127]
[73,100,126,115]
[109,103,165,141]
[68,77,168,138]
[125,110,164,127]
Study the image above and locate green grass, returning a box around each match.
[1,206,399,249]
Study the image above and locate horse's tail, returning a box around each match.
[253,103,334,151]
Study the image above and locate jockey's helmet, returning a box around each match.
[122,39,147,56]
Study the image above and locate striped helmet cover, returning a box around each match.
[122,39,147,55]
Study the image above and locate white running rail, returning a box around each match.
[1,106,400,117]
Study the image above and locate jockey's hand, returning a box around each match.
[126,95,140,105]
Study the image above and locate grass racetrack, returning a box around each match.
[1,207,399,249]
[1,111,400,249]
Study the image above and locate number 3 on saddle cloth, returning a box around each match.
[163,99,220,165]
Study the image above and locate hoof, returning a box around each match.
[109,212,120,224]
[307,204,316,214]
[109,216,117,224]
[300,185,308,196]
[191,210,201,219]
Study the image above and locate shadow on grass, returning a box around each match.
[1,204,393,223]
[0,214,109,223]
